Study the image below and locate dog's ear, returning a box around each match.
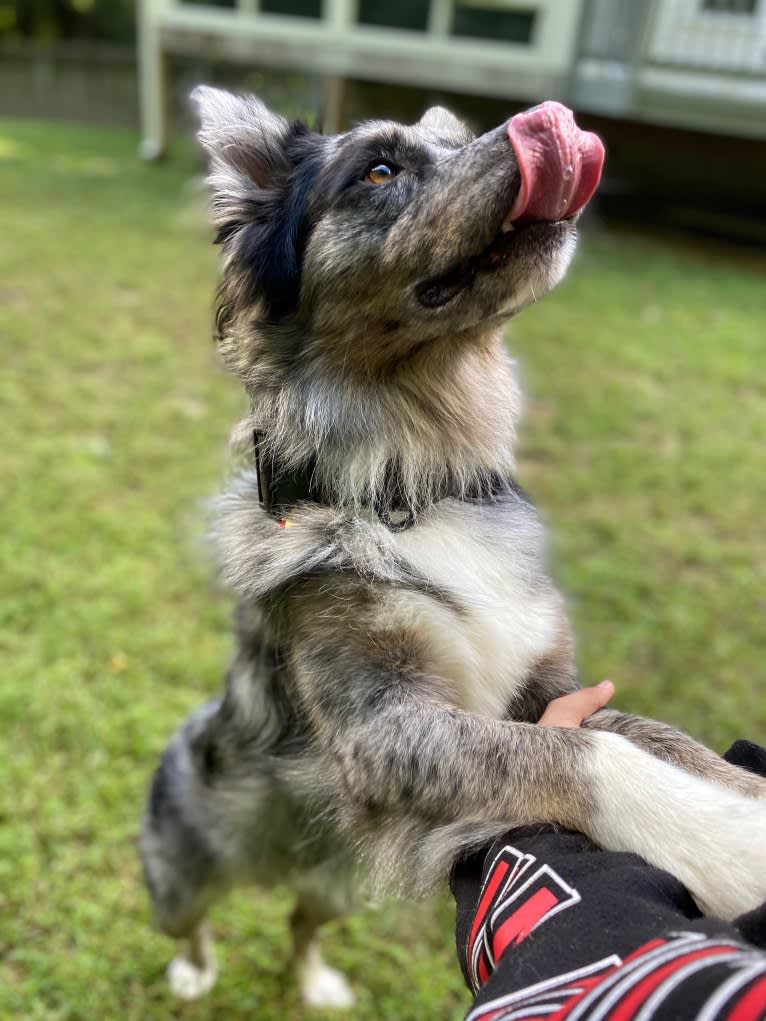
[193,86,323,320]
[191,86,290,188]
[417,105,472,141]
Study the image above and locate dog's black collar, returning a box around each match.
[253,430,526,531]
[254,430,321,515]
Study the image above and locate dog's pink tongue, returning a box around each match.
[507,102,605,225]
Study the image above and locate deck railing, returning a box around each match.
[137,0,766,156]
[137,0,585,157]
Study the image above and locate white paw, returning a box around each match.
[690,806,766,920]
[592,735,766,921]
[298,949,355,1009]
[167,954,218,1000]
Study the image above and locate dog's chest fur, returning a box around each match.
[385,500,565,718]
[214,478,568,722]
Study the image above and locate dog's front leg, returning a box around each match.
[348,701,766,919]
[582,708,766,798]
[291,637,766,920]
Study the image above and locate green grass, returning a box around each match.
[1,117,764,1020]
[511,225,766,746]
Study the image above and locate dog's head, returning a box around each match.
[194,88,603,378]
[193,88,603,508]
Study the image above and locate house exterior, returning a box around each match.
[138,0,766,157]
[576,0,766,138]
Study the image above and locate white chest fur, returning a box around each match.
[387,500,563,719]
[212,478,564,720]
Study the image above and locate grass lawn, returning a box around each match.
[1,117,765,1021]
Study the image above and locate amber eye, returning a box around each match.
[366,163,398,185]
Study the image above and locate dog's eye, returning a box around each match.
[366,163,398,185]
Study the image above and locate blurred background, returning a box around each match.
[1,2,765,1019]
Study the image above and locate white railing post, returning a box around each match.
[428,0,454,38]
[137,0,172,160]
[325,0,356,30]
[237,0,260,14]
[533,0,587,84]
[322,0,356,132]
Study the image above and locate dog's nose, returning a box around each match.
[506,101,605,225]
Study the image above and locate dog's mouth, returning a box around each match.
[415,217,529,310]
[416,103,605,311]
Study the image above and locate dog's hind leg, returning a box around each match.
[166,921,218,1001]
[140,702,228,1001]
[290,872,357,1009]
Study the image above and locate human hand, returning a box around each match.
[538,681,615,728]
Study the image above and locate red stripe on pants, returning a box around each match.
[726,971,766,1021]
[605,946,735,1021]
[492,887,560,958]
[468,860,511,964]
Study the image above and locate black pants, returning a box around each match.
[452,741,766,1021]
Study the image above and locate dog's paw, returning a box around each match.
[592,735,766,921]
[167,953,218,1000]
[651,792,766,921]
[297,947,355,1009]
[687,802,766,920]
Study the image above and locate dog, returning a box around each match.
[140,88,766,1008]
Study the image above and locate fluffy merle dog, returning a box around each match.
[140,88,766,1007]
